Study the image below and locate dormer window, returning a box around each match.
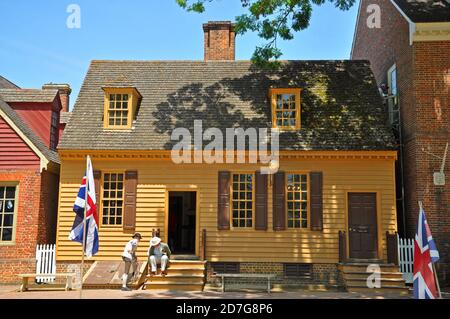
[102,87,141,129]
[269,88,301,130]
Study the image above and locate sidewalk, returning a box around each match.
[0,285,413,299]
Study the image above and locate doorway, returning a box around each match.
[168,191,196,255]
[348,192,378,260]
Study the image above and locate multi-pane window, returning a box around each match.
[286,174,308,229]
[50,111,58,150]
[102,173,124,226]
[231,173,253,228]
[0,186,16,242]
[108,94,129,127]
[275,94,297,128]
[270,88,301,130]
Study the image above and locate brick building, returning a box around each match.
[0,76,71,283]
[352,0,450,285]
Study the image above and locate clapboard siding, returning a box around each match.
[0,116,40,169]
[56,156,397,263]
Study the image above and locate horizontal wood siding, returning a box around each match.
[0,116,40,169]
[56,158,397,263]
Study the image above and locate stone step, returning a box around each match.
[143,281,204,291]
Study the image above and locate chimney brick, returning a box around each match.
[203,21,236,61]
[42,83,71,112]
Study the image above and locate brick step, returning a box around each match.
[143,281,205,291]
[146,274,205,283]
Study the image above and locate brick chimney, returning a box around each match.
[203,21,236,61]
[42,83,72,112]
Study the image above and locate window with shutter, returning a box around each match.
[231,173,254,228]
[286,173,308,229]
[101,172,125,226]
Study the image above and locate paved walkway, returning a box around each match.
[0,285,414,299]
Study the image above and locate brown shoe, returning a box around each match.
[150,271,156,276]
[161,270,167,276]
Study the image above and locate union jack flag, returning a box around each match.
[68,156,99,257]
[413,205,440,299]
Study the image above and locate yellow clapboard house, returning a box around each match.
[56,22,406,292]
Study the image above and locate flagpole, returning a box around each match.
[433,264,442,299]
[79,155,89,299]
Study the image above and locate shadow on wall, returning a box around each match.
[152,61,395,151]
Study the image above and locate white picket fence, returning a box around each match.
[35,244,56,283]
[397,235,414,284]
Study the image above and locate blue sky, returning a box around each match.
[0,0,358,110]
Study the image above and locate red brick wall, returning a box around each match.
[203,22,235,61]
[0,169,60,283]
[352,1,450,285]
[0,170,41,283]
[408,41,450,284]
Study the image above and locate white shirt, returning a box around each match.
[122,239,138,259]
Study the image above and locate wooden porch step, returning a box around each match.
[344,278,407,287]
[167,260,206,270]
[147,274,205,283]
[149,268,205,276]
[339,263,401,273]
[342,272,405,280]
[143,281,205,291]
[346,285,410,295]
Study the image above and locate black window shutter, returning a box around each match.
[310,172,323,231]
[123,171,138,231]
[273,171,286,231]
[217,171,231,230]
[255,171,268,230]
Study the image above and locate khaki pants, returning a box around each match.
[122,256,137,276]
[149,255,169,272]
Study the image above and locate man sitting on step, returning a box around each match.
[148,236,171,276]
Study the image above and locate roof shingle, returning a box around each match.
[60,60,396,151]
[393,0,450,22]
[0,89,58,103]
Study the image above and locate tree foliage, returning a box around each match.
[176,0,356,69]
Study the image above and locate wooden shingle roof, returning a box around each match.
[0,89,58,103]
[393,0,450,22]
[60,60,396,151]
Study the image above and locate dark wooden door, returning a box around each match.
[348,193,378,259]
